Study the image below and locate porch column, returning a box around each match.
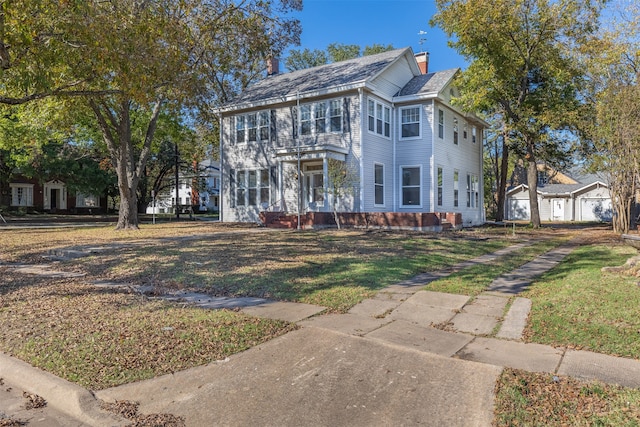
[323,157,329,212]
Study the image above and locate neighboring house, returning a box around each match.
[505,166,613,222]
[6,177,106,213]
[147,159,221,214]
[216,47,487,229]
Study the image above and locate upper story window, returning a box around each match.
[472,126,477,144]
[453,117,459,145]
[235,111,270,143]
[438,109,444,139]
[537,171,548,187]
[463,123,468,140]
[400,106,421,139]
[368,99,391,138]
[300,100,342,136]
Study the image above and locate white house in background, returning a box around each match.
[505,170,613,222]
[216,47,487,228]
[147,159,220,214]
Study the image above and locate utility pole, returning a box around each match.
[175,142,180,220]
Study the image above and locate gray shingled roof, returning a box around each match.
[396,68,458,97]
[538,184,581,195]
[227,48,410,107]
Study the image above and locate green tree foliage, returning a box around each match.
[284,48,328,71]
[581,0,639,233]
[326,158,359,229]
[432,0,604,228]
[285,43,395,71]
[0,0,302,229]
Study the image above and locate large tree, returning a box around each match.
[0,0,301,229]
[432,0,604,227]
[581,0,639,233]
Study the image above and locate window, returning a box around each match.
[259,111,270,141]
[300,104,312,136]
[299,100,342,136]
[400,106,420,139]
[315,102,326,134]
[438,109,444,139]
[368,100,391,138]
[235,115,245,143]
[247,113,257,142]
[374,163,384,205]
[463,123,468,140]
[235,168,273,207]
[453,170,459,207]
[368,100,375,132]
[472,126,477,144]
[10,184,33,207]
[466,173,479,208]
[329,99,342,132]
[260,169,270,205]
[453,117,459,145]
[437,167,443,206]
[401,166,421,206]
[248,170,257,206]
[236,170,246,206]
[235,111,271,143]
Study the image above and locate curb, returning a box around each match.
[0,352,126,426]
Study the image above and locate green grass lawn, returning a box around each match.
[523,244,640,359]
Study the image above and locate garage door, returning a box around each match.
[580,198,612,222]
[508,199,530,220]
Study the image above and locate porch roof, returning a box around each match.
[275,144,348,163]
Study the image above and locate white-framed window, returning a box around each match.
[300,100,342,136]
[463,123,468,140]
[453,170,459,207]
[467,173,479,208]
[453,117,459,145]
[368,100,391,138]
[235,168,273,207]
[472,126,477,144]
[329,99,342,132]
[259,111,270,141]
[374,163,384,206]
[437,167,443,206]
[10,184,34,207]
[438,109,444,139]
[401,166,421,206]
[235,111,270,143]
[400,106,421,139]
[76,193,99,207]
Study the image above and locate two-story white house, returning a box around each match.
[217,47,486,229]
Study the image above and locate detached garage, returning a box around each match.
[505,181,612,222]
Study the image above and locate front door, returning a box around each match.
[552,199,565,221]
[50,189,59,210]
[304,165,324,211]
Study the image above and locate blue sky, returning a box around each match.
[287,0,467,72]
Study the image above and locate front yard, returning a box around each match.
[1,222,639,424]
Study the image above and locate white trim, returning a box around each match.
[374,162,385,207]
[400,165,422,208]
[399,105,422,141]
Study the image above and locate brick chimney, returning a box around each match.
[415,52,429,74]
[267,56,279,76]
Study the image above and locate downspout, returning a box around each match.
[431,99,436,212]
[219,115,224,222]
[392,100,397,212]
[297,90,301,230]
[359,88,364,213]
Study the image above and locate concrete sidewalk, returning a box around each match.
[3,238,640,426]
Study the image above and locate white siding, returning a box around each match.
[370,55,416,99]
[431,100,484,225]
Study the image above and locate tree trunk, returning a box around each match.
[526,146,541,228]
[495,133,509,222]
